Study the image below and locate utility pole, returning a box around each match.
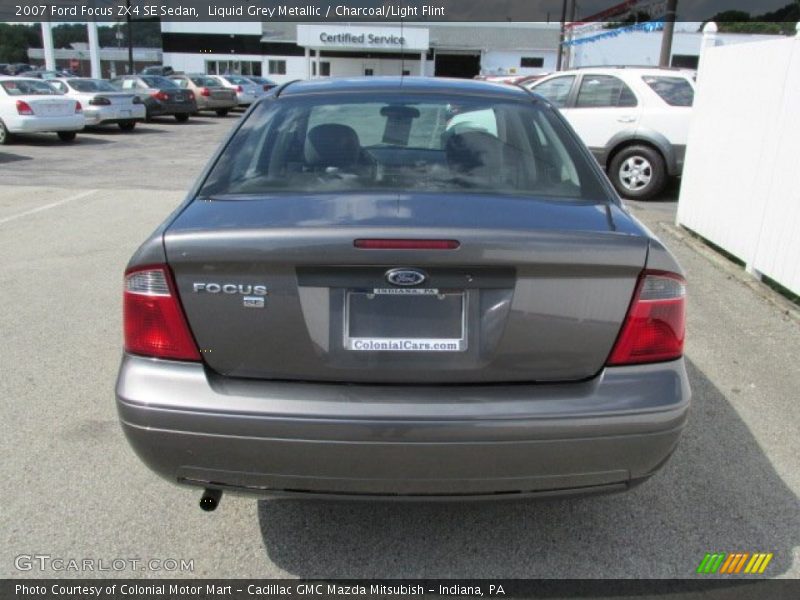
[126,0,134,74]
[564,0,577,70]
[556,0,568,71]
[659,0,678,67]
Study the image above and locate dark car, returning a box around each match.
[140,65,175,77]
[7,63,33,76]
[23,69,76,80]
[0,64,9,76]
[110,75,196,121]
[117,77,689,508]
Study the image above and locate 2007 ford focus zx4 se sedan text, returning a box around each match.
[116,77,690,509]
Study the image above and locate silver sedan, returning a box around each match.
[49,78,145,131]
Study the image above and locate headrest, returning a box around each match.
[445,130,504,174]
[304,124,362,169]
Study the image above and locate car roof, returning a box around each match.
[0,76,43,82]
[555,67,694,77]
[280,76,531,100]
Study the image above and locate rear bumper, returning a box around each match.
[147,101,196,116]
[197,98,237,111]
[84,105,145,125]
[7,114,84,133]
[116,354,690,498]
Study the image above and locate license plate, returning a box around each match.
[119,110,131,117]
[344,291,466,352]
[175,95,184,102]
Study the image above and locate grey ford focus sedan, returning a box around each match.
[116,77,689,508]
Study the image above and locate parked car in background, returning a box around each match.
[168,74,237,116]
[476,73,549,87]
[24,69,76,80]
[0,64,10,76]
[209,74,264,107]
[110,75,196,122]
[526,67,695,200]
[141,65,175,77]
[0,76,84,144]
[6,63,33,76]
[117,77,689,507]
[245,76,278,93]
[49,78,145,131]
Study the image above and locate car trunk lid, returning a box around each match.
[24,96,76,117]
[165,194,649,384]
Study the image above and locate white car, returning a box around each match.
[209,74,265,107]
[48,78,146,131]
[526,67,696,199]
[0,76,84,144]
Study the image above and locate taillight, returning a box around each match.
[123,265,200,361]
[187,91,195,101]
[262,84,272,91]
[200,87,211,97]
[235,85,243,92]
[75,101,82,113]
[16,100,33,115]
[607,271,686,366]
[354,239,460,250]
[150,90,169,102]
[88,96,110,106]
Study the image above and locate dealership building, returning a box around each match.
[160,22,561,81]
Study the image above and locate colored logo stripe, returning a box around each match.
[696,552,773,574]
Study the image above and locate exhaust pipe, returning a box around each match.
[199,488,222,512]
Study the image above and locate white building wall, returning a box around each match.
[481,50,557,75]
[571,30,782,67]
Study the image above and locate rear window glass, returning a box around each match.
[68,79,116,92]
[224,75,253,86]
[643,76,694,106]
[190,76,221,87]
[1,79,60,96]
[140,76,177,89]
[198,94,610,201]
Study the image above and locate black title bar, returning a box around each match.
[1,0,799,23]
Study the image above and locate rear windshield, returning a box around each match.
[1,79,60,96]
[140,76,177,89]
[643,76,694,107]
[190,76,221,87]
[223,75,254,86]
[68,79,116,92]
[198,94,609,201]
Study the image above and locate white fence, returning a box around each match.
[676,24,800,295]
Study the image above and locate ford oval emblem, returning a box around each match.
[386,268,427,287]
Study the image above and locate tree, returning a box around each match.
[702,1,800,35]
[0,24,39,63]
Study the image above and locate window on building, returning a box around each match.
[364,68,375,76]
[312,62,331,77]
[671,55,699,70]
[575,75,638,108]
[207,60,262,76]
[529,75,575,108]
[642,76,695,107]
[520,57,544,68]
[402,69,411,76]
[268,60,286,75]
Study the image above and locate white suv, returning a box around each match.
[526,67,695,200]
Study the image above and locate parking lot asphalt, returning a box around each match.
[1,116,798,579]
